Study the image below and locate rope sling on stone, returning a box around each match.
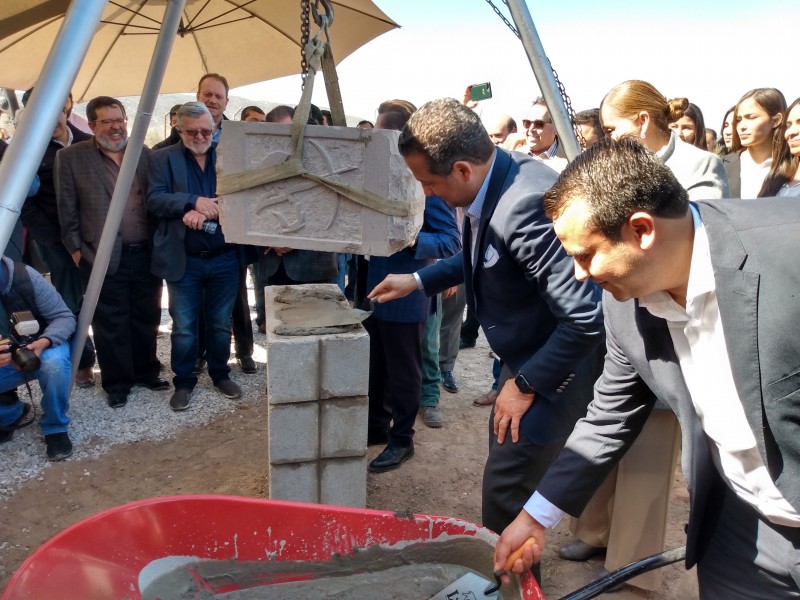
[215,36,422,219]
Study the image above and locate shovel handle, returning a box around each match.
[501,536,538,573]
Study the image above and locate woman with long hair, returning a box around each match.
[723,88,786,197]
[717,106,735,155]
[760,97,800,197]
[669,102,707,150]
[599,79,729,200]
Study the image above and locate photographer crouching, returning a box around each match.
[0,255,75,460]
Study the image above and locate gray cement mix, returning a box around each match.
[141,537,523,600]
[272,287,370,336]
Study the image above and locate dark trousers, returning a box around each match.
[364,317,424,448]
[697,485,800,599]
[481,368,565,584]
[37,239,95,370]
[36,240,83,314]
[461,304,480,343]
[80,246,161,394]
[232,266,253,359]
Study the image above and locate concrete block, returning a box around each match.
[217,122,424,257]
[269,461,319,503]
[320,457,368,507]
[266,333,319,404]
[320,333,369,399]
[267,403,320,464]
[320,397,368,458]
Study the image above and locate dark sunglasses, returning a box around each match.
[182,128,213,138]
[523,119,551,130]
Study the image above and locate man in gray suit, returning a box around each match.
[496,138,800,598]
[369,99,604,581]
[57,96,166,409]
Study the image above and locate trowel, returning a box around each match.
[429,572,499,599]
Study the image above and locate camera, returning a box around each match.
[0,311,41,373]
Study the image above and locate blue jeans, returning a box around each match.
[0,342,71,435]
[168,250,239,389]
[420,294,442,408]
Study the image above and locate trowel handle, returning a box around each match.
[501,535,538,573]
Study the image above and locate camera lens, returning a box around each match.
[13,347,40,372]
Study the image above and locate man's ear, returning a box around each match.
[452,160,474,183]
[628,211,656,250]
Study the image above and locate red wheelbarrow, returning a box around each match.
[1,494,684,599]
[0,495,541,599]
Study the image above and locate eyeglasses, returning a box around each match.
[523,119,551,130]
[93,118,127,127]
[182,128,213,138]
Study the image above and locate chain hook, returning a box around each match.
[311,0,334,30]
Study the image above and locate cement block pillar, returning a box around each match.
[265,284,369,507]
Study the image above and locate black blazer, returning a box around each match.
[418,149,605,445]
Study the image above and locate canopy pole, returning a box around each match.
[0,0,107,258]
[504,0,581,162]
[70,0,187,382]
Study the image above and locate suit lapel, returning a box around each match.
[168,145,190,194]
[699,203,766,458]
[87,143,116,199]
[473,149,512,275]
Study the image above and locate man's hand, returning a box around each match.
[442,285,458,300]
[194,196,219,220]
[462,86,478,110]
[0,343,12,368]
[272,247,292,256]
[71,250,81,266]
[494,511,546,583]
[493,379,534,444]
[26,337,51,358]
[183,209,207,230]
[501,132,528,152]
[368,274,418,303]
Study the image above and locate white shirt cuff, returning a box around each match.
[523,491,566,529]
[412,272,424,291]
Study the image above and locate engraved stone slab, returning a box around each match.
[217,122,424,257]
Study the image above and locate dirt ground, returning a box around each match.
[0,333,698,598]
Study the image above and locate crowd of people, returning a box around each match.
[0,73,798,598]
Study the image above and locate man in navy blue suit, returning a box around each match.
[359,100,461,473]
[369,100,604,581]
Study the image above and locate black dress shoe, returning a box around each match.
[368,444,414,473]
[45,432,73,461]
[0,402,32,444]
[170,388,192,411]
[238,356,257,374]
[459,338,476,350]
[441,370,459,393]
[107,393,128,408]
[137,376,170,391]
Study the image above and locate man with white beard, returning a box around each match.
[57,96,167,409]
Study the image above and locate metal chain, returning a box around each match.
[484,0,519,38]
[300,0,310,89]
[484,0,585,146]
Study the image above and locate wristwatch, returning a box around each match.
[514,373,534,394]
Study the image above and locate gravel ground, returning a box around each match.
[0,285,267,501]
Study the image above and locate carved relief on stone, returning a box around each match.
[217,122,424,256]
